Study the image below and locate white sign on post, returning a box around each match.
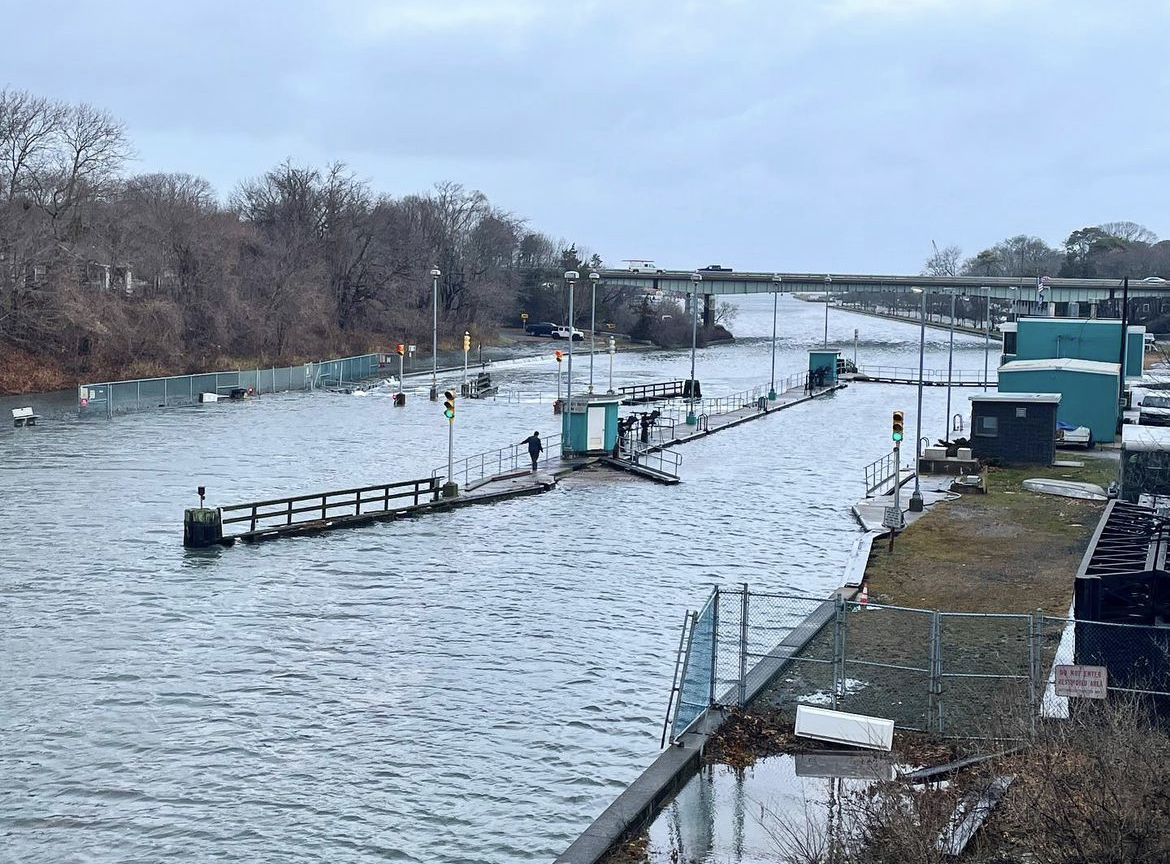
[1054,664,1108,699]
[882,506,903,530]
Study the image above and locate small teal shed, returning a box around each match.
[997,358,1120,442]
[561,393,621,456]
[808,350,840,385]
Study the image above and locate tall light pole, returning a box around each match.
[564,270,579,454]
[687,271,702,425]
[429,267,441,401]
[945,290,956,440]
[588,272,600,393]
[769,273,782,400]
[823,274,833,347]
[909,287,926,512]
[607,334,616,395]
[982,286,991,391]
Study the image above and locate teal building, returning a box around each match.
[997,359,1119,443]
[1001,319,1145,376]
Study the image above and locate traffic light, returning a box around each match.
[892,410,905,443]
[443,390,456,420]
[463,331,471,352]
[395,343,404,356]
[554,350,563,363]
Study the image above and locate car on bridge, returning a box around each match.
[700,264,733,272]
[525,321,559,336]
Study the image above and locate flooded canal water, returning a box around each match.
[1,296,994,862]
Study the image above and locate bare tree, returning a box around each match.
[923,243,961,277]
[1099,221,1158,245]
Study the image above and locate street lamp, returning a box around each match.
[607,334,616,394]
[944,290,956,441]
[909,287,926,512]
[687,271,702,425]
[981,286,991,392]
[769,273,782,400]
[564,270,579,453]
[823,274,833,347]
[588,272,600,393]
[429,267,441,401]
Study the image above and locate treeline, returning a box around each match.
[0,88,638,392]
[925,221,1170,280]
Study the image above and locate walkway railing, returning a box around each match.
[622,438,683,479]
[431,434,563,488]
[864,450,900,497]
[619,380,685,402]
[219,476,440,538]
[854,365,991,385]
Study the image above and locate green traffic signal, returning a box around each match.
[892,410,905,442]
[443,390,456,420]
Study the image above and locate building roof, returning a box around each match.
[1122,424,1170,452]
[1017,318,1146,334]
[969,392,1062,404]
[999,358,1120,376]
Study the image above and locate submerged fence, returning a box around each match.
[78,353,382,417]
[665,586,1170,742]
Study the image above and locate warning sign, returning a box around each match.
[1054,664,1108,699]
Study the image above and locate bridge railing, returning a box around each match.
[431,434,563,488]
[219,476,440,538]
[855,365,990,384]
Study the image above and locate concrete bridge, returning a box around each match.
[600,269,1170,326]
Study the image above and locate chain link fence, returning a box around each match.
[79,353,381,417]
[665,587,1170,742]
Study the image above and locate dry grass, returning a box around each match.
[863,459,1117,614]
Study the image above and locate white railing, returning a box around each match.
[855,366,991,384]
[431,434,562,488]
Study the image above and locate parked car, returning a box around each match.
[1140,394,1170,426]
[1056,421,1094,448]
[525,321,558,336]
[551,326,585,341]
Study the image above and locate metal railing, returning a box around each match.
[665,586,1170,742]
[219,476,440,538]
[863,450,899,497]
[622,438,683,478]
[431,434,562,488]
[854,365,992,385]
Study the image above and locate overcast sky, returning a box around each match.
[5,0,1168,273]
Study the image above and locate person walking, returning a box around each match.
[521,430,543,472]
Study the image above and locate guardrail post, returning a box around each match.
[738,583,749,706]
[249,505,257,533]
[929,612,943,734]
[321,495,327,521]
[710,588,720,707]
[832,595,846,710]
[286,500,292,525]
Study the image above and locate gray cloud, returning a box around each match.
[3,0,1168,272]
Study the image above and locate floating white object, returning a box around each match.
[198,392,220,403]
[794,704,894,751]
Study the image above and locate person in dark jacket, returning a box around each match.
[521,431,543,472]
